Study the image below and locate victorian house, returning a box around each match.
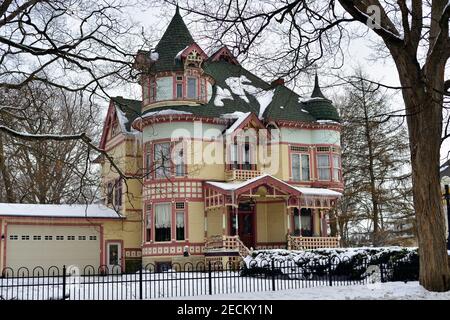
[95,6,343,269]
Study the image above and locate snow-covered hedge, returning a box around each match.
[242,247,419,281]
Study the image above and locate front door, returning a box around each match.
[237,203,255,249]
[106,242,122,273]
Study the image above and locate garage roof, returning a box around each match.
[0,203,123,219]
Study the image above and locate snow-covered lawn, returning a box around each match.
[174,282,450,300]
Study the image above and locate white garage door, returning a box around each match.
[6,224,101,275]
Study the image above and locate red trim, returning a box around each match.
[179,43,209,60]
[210,46,239,65]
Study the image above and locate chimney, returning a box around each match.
[271,78,285,87]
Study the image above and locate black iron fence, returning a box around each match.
[0,257,418,300]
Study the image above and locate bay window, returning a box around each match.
[291,153,310,181]
[154,142,171,178]
[155,203,171,242]
[187,77,197,99]
[332,154,341,181]
[145,204,151,242]
[176,76,183,98]
[317,154,331,180]
[176,210,185,241]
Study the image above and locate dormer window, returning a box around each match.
[185,49,202,68]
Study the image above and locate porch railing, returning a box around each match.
[205,235,251,258]
[225,169,261,181]
[287,235,340,250]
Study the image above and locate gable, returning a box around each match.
[210,46,239,65]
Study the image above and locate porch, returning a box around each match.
[203,174,342,260]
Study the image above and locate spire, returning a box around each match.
[311,72,326,99]
[150,6,194,72]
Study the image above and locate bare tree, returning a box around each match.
[0,84,101,204]
[166,0,450,291]
[337,69,413,247]
[0,0,148,181]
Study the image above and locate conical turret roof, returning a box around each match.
[151,6,195,72]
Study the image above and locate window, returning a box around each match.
[114,178,122,207]
[78,236,86,240]
[200,79,206,100]
[174,143,185,177]
[145,204,152,242]
[154,142,171,178]
[176,211,185,241]
[67,236,75,240]
[155,203,171,242]
[89,236,97,241]
[332,154,341,181]
[45,236,53,240]
[56,236,64,240]
[242,142,251,170]
[9,235,18,240]
[228,139,255,170]
[291,153,310,181]
[230,143,238,169]
[21,235,30,240]
[293,208,312,236]
[317,154,331,180]
[33,235,41,241]
[176,76,183,98]
[187,77,197,99]
[145,145,152,179]
[149,78,156,102]
[106,182,113,205]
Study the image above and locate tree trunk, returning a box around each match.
[403,87,450,291]
[0,133,16,202]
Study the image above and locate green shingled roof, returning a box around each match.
[150,6,194,73]
[111,97,141,131]
[139,61,336,123]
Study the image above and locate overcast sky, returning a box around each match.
[113,3,449,165]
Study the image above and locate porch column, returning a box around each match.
[204,209,208,239]
[286,200,291,235]
[235,205,239,236]
[222,207,227,236]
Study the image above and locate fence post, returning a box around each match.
[271,259,276,291]
[328,258,333,287]
[62,265,67,300]
[139,265,143,300]
[208,261,212,295]
[379,263,384,283]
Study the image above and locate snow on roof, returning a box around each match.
[214,86,233,107]
[175,46,189,60]
[141,109,192,119]
[221,111,251,135]
[317,119,340,124]
[298,96,327,103]
[224,75,274,119]
[440,165,449,173]
[0,203,123,219]
[115,106,141,136]
[150,51,159,61]
[293,186,342,197]
[206,174,342,197]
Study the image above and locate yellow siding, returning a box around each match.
[188,202,205,243]
[266,202,286,242]
[206,207,223,237]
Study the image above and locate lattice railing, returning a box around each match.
[225,169,261,181]
[204,235,251,258]
[287,235,340,250]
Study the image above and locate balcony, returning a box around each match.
[225,169,261,181]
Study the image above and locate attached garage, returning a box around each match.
[6,224,101,274]
[0,203,124,275]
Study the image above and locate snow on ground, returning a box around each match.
[175,282,450,300]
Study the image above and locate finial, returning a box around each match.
[311,69,326,99]
[175,2,180,14]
